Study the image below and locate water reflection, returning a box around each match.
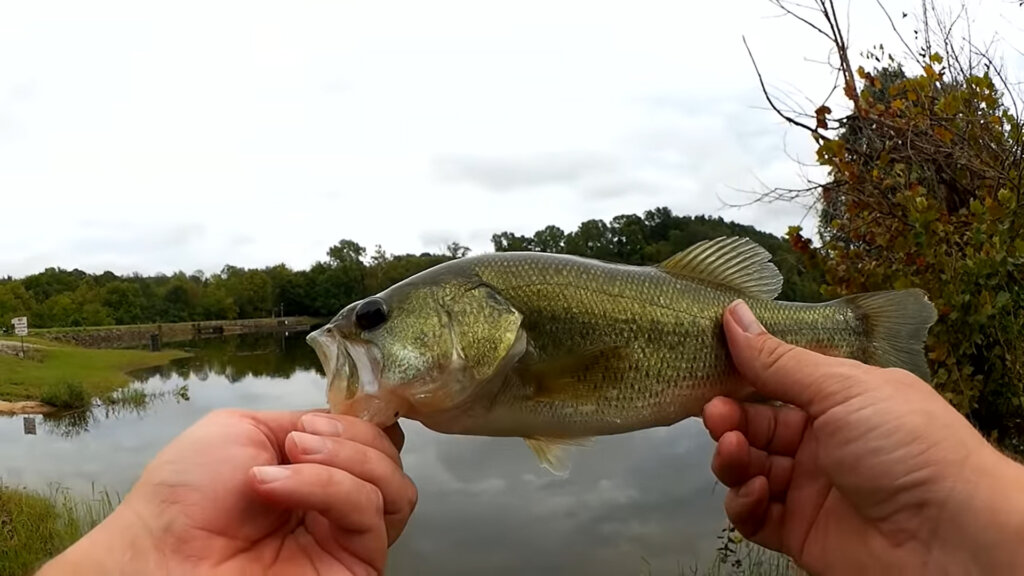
[137,331,324,383]
[32,382,192,439]
[0,332,732,574]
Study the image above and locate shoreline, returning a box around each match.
[0,320,317,416]
[0,400,59,416]
[0,340,192,414]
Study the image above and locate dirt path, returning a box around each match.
[0,401,57,415]
[0,340,43,356]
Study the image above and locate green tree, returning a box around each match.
[444,242,471,259]
[0,281,33,328]
[101,282,145,325]
[564,219,616,260]
[532,225,566,253]
[327,239,367,267]
[491,231,534,252]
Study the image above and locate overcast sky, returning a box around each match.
[2,0,1021,278]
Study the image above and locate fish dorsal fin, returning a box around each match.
[523,436,593,476]
[656,236,783,300]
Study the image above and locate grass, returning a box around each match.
[38,381,91,410]
[694,525,802,576]
[637,525,803,576]
[0,482,119,576]
[0,339,189,406]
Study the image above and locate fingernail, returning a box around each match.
[301,413,344,437]
[730,300,764,335]
[292,431,327,455]
[253,466,291,484]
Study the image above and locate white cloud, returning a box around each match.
[0,0,1020,277]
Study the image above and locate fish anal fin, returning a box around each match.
[523,436,592,476]
[656,236,784,300]
[527,345,630,402]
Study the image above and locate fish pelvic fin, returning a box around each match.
[525,345,631,402]
[656,236,784,300]
[841,288,939,382]
[523,436,592,476]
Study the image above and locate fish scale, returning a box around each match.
[308,236,938,475]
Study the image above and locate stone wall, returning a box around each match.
[38,317,320,349]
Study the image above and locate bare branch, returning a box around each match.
[874,0,919,63]
[743,35,831,140]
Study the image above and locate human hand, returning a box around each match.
[704,300,1024,575]
[39,408,418,576]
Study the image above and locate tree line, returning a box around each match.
[0,208,824,331]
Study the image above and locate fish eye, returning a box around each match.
[355,297,388,331]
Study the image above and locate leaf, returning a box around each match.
[934,126,954,143]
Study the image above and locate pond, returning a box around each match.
[0,332,732,575]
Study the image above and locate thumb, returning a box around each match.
[723,299,868,417]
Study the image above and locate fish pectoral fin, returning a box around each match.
[655,236,784,300]
[526,345,629,402]
[523,436,592,476]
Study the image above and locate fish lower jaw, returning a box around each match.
[328,392,411,428]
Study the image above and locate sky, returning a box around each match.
[2,0,1023,278]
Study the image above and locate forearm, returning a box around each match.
[939,450,1024,575]
[36,506,167,576]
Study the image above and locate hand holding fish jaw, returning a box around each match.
[37,409,417,576]
[704,300,1024,575]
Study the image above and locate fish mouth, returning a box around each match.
[306,325,395,425]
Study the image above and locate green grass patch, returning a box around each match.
[0,344,189,404]
[0,482,118,576]
[38,381,91,410]
[102,386,149,409]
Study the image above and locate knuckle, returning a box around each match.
[756,336,797,374]
[363,483,385,517]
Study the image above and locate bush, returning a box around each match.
[760,2,1024,454]
[38,381,91,410]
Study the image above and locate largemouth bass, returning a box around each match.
[307,236,937,474]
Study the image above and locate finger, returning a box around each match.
[725,476,786,552]
[250,463,387,565]
[723,300,868,417]
[703,396,808,457]
[298,413,402,467]
[711,429,753,488]
[203,408,327,456]
[702,396,743,442]
[286,432,418,546]
[383,423,406,453]
[711,431,794,499]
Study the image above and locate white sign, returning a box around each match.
[11,316,27,337]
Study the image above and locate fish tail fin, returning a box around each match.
[838,288,938,382]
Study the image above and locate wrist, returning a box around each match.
[36,504,167,576]
[938,449,1024,575]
